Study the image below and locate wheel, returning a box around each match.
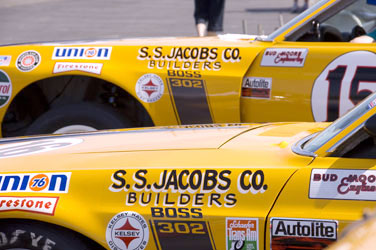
[0,220,103,250]
[25,102,132,135]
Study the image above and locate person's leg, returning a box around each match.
[207,0,225,36]
[291,0,299,13]
[194,0,210,36]
[302,0,309,11]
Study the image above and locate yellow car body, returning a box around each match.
[2,0,376,137]
[1,83,376,249]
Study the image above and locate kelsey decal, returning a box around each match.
[310,169,376,200]
[106,211,149,250]
[16,51,41,72]
[0,173,71,193]
[271,218,337,250]
[242,77,272,99]
[0,56,11,67]
[0,70,12,108]
[135,73,164,103]
[53,62,103,75]
[0,138,83,158]
[137,46,242,71]
[109,169,268,207]
[52,47,112,60]
[261,48,308,67]
[226,217,258,250]
[0,196,59,215]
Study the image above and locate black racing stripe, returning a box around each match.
[168,78,213,124]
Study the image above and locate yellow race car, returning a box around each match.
[1,77,376,249]
[1,0,376,137]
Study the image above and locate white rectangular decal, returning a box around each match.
[242,77,272,99]
[0,196,58,215]
[261,48,308,67]
[53,62,103,75]
[0,56,11,67]
[52,47,112,60]
[309,169,376,200]
[226,217,259,250]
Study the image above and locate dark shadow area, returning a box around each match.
[245,7,291,13]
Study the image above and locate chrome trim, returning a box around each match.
[327,122,364,152]
[292,133,318,157]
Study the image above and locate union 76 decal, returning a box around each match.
[312,51,376,122]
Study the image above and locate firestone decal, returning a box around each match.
[135,73,164,103]
[0,70,12,108]
[310,169,376,200]
[52,47,112,60]
[137,46,241,71]
[242,77,272,99]
[16,51,41,72]
[261,48,307,67]
[109,169,268,207]
[0,196,59,215]
[106,211,149,250]
[226,217,258,250]
[53,62,103,75]
[0,173,71,193]
[0,56,11,67]
[0,138,83,158]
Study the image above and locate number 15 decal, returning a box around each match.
[312,51,376,122]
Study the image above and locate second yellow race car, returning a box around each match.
[1,80,376,249]
[0,0,376,136]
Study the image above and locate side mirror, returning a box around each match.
[367,0,376,5]
[364,115,376,137]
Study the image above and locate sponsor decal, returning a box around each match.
[135,73,164,103]
[226,217,258,250]
[0,173,71,193]
[0,196,58,215]
[53,62,103,74]
[137,46,242,71]
[109,169,268,207]
[151,207,203,218]
[0,70,12,108]
[271,218,337,250]
[261,48,307,67]
[311,51,376,122]
[368,98,376,109]
[106,211,149,250]
[52,47,112,60]
[242,77,272,99]
[0,138,83,158]
[151,220,215,249]
[0,56,11,67]
[16,51,41,72]
[309,169,376,200]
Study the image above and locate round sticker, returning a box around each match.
[16,50,41,72]
[0,138,83,158]
[106,211,149,250]
[0,70,12,108]
[312,51,376,122]
[135,73,164,103]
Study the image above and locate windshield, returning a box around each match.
[267,0,332,40]
[303,91,376,152]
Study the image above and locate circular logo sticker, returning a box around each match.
[16,50,41,72]
[0,70,12,108]
[106,211,149,250]
[135,73,164,103]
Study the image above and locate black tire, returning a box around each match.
[25,102,132,135]
[0,220,104,250]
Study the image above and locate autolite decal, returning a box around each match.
[310,169,376,200]
[52,47,112,60]
[271,218,337,250]
[109,169,268,207]
[0,173,71,193]
[0,196,59,215]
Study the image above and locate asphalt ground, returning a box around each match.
[0,0,309,45]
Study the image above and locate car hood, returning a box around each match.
[0,122,328,172]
